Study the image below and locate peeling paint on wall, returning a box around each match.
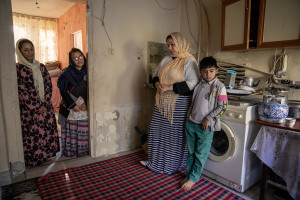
[125,126,129,139]
[93,105,153,157]
[97,133,104,143]
[108,124,117,134]
[105,111,119,121]
[124,112,131,121]
[96,112,104,128]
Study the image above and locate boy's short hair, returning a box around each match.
[199,56,218,70]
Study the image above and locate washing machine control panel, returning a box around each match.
[222,105,258,124]
[223,110,245,123]
[237,114,243,119]
[227,112,233,117]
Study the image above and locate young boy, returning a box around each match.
[181,56,227,191]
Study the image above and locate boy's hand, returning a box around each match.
[202,117,210,130]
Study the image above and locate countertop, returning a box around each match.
[254,119,300,132]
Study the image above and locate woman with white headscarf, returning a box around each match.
[141,32,200,174]
[16,38,60,167]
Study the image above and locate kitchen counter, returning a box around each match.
[253,119,300,132]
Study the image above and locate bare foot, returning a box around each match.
[180,177,188,186]
[181,180,196,191]
[140,160,147,166]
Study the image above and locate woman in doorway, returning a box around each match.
[16,38,60,167]
[58,48,88,157]
[141,32,200,174]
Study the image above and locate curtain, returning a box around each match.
[12,13,58,64]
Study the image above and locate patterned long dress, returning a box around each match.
[146,95,191,174]
[59,76,88,157]
[16,63,60,167]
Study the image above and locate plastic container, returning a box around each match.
[224,70,236,89]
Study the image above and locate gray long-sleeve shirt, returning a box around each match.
[188,78,228,131]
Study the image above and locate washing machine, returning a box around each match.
[202,102,262,193]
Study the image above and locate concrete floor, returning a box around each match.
[16,149,293,200]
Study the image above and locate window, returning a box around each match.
[12,13,58,63]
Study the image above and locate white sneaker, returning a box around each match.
[140,160,147,166]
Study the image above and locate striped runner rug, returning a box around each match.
[36,150,244,200]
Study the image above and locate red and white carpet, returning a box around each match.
[36,150,244,200]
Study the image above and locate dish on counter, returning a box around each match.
[285,118,296,127]
[237,85,256,92]
[226,88,253,95]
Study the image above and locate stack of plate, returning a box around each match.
[226,88,252,95]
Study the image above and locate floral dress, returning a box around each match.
[17,63,60,167]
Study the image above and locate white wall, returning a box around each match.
[0,0,24,185]
[87,0,182,157]
[180,0,300,100]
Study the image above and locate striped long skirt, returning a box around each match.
[146,95,191,174]
[61,119,89,157]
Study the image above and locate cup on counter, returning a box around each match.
[285,118,296,127]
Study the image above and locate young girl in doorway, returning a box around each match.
[58,48,88,157]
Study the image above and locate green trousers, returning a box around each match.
[185,120,214,183]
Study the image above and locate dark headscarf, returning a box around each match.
[58,50,87,93]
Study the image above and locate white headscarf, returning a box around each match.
[16,38,45,102]
[155,32,194,124]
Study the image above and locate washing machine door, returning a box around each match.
[208,121,235,162]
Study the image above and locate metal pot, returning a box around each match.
[258,95,289,123]
[258,103,289,120]
[263,95,287,104]
[288,101,300,119]
[240,77,260,87]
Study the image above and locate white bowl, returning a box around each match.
[285,118,296,127]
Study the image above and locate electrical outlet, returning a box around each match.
[108,48,114,55]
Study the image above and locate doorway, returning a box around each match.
[11,0,89,168]
[73,30,83,51]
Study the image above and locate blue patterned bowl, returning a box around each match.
[258,103,289,119]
